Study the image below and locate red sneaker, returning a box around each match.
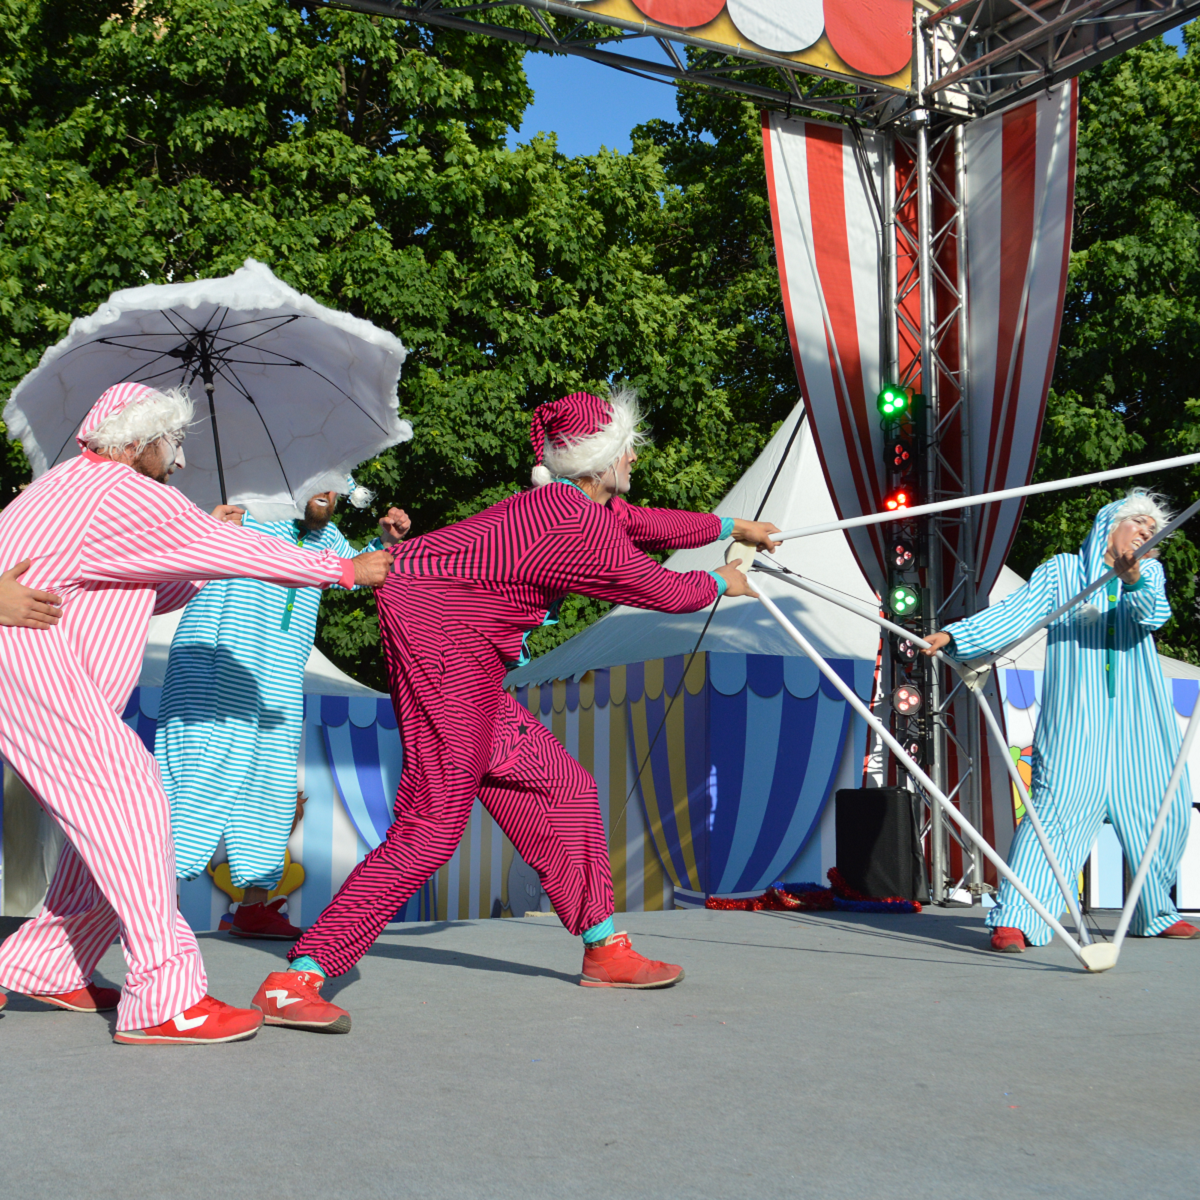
[580,932,684,988]
[27,983,120,1012]
[113,995,262,1045]
[251,970,351,1033]
[228,898,303,941]
[1158,920,1200,939]
[990,926,1028,953]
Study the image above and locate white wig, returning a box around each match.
[1113,487,1174,536]
[85,386,194,455]
[533,385,649,487]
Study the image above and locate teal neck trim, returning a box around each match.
[552,477,593,499]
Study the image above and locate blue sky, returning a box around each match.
[511,50,682,158]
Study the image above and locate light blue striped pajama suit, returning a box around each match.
[943,500,1191,943]
[156,516,373,890]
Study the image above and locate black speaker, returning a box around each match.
[835,787,929,903]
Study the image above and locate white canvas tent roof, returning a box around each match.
[140,607,384,697]
[509,400,1200,687]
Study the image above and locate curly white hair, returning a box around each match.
[84,386,194,455]
[531,385,650,487]
[1112,487,1174,535]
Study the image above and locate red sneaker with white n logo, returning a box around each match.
[251,970,351,1033]
[113,995,263,1045]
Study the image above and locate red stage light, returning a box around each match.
[892,683,924,715]
[885,489,911,511]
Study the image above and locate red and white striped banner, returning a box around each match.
[762,81,1078,600]
[962,81,1078,594]
[762,115,890,592]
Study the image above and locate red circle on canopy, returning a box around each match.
[824,0,912,77]
[630,0,725,26]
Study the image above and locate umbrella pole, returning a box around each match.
[199,338,228,505]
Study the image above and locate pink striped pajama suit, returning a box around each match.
[291,483,722,976]
[0,450,354,1031]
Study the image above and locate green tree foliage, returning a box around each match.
[0,1,784,687]
[1014,30,1200,660]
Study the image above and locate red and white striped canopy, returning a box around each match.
[763,81,1078,601]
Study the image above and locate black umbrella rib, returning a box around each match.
[203,343,392,435]
[212,361,294,495]
[208,314,302,342]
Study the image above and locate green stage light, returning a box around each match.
[877,384,909,417]
[889,584,921,617]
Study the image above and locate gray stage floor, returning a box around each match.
[2,907,1197,1199]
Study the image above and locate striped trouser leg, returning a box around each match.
[0,839,119,994]
[224,725,302,891]
[290,627,498,976]
[0,661,207,1031]
[479,692,614,937]
[1108,783,1191,937]
[985,784,1105,946]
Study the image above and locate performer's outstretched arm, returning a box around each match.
[607,496,722,551]
[1122,559,1172,630]
[934,563,1058,660]
[80,474,369,590]
[543,522,719,613]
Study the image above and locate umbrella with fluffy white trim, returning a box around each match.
[4,259,412,520]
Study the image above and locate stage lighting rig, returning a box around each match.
[876,384,910,418]
[888,584,921,618]
[879,386,930,775]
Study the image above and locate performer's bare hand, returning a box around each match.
[921,631,951,658]
[0,560,61,628]
[1112,551,1141,586]
[731,518,782,554]
[378,507,411,545]
[211,504,245,525]
[353,548,394,587]
[715,563,758,598]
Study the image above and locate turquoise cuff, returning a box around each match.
[582,916,615,944]
[1124,574,1148,592]
[719,516,735,540]
[709,570,728,598]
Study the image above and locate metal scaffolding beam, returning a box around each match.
[321,0,1199,125]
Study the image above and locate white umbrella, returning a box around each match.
[4,259,412,519]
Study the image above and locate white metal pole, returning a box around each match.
[750,557,1092,941]
[971,685,1091,944]
[748,579,1103,968]
[1110,699,1200,954]
[771,452,1200,544]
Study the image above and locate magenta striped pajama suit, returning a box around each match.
[290,483,722,976]
[0,451,354,1031]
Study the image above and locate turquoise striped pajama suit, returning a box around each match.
[943,500,1191,944]
[156,516,373,890]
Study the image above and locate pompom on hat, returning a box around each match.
[342,473,374,510]
[76,382,160,449]
[528,390,643,487]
